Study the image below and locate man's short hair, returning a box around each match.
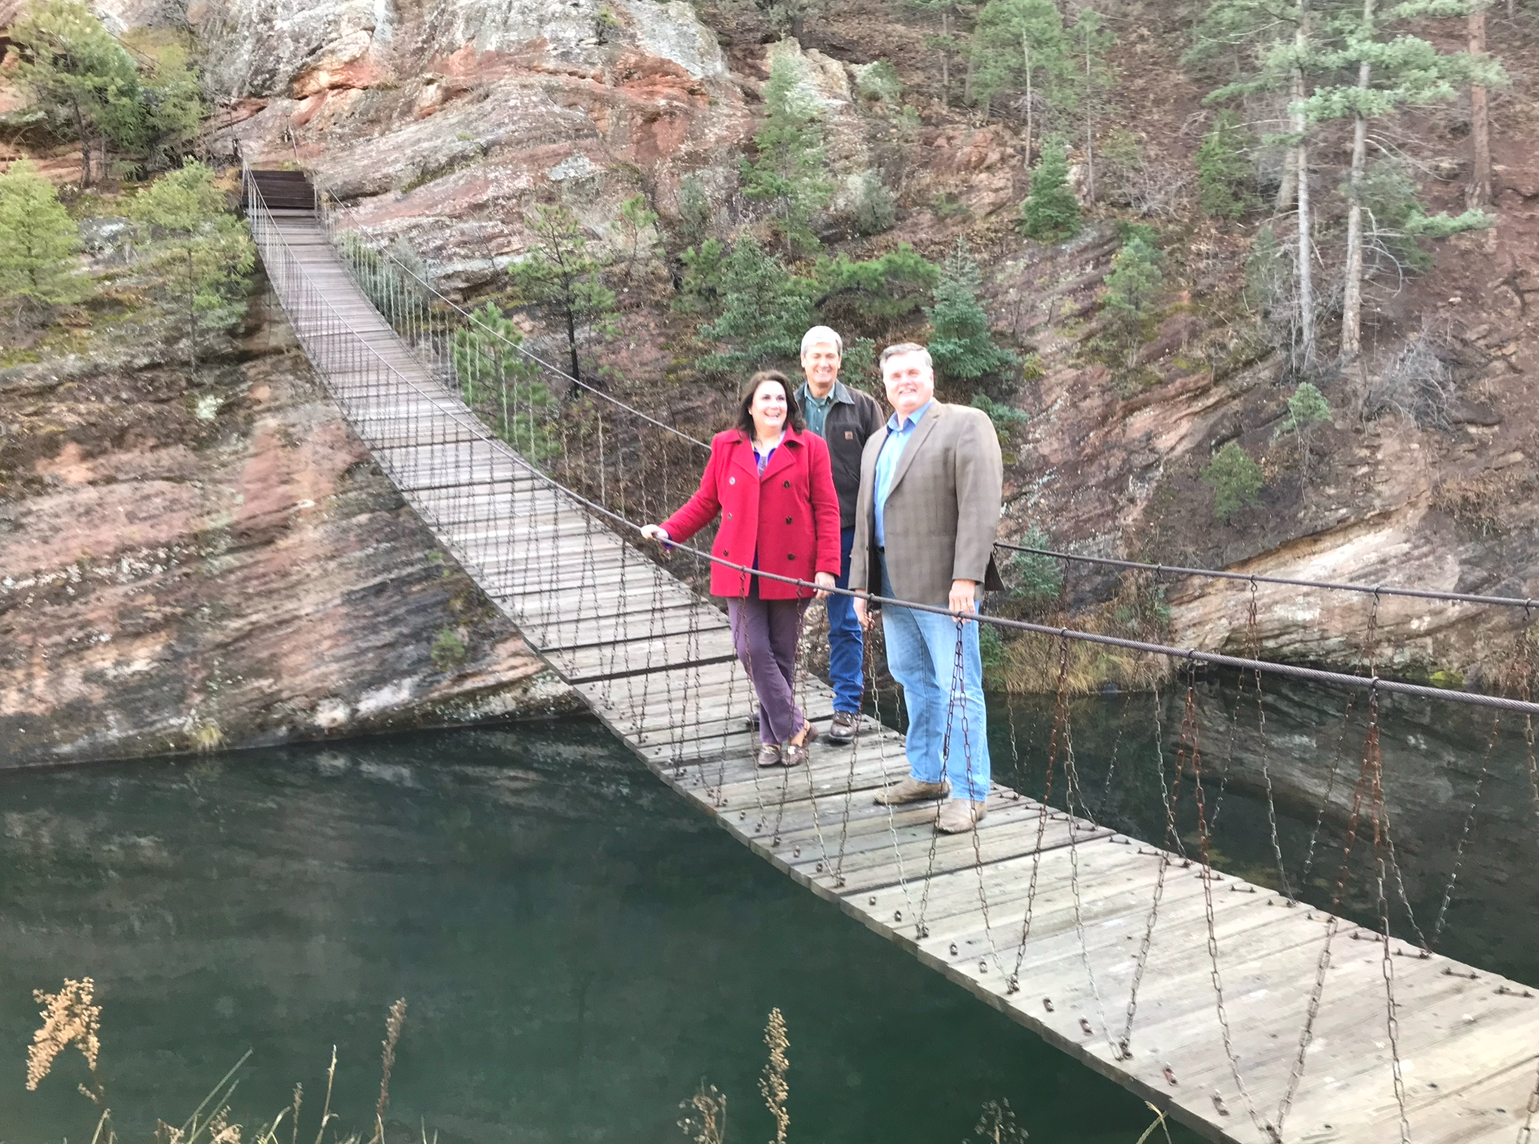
[800,325,844,357]
[880,342,932,371]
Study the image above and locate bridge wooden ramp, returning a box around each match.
[246,179,1539,1144]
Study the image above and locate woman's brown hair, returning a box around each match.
[734,370,805,438]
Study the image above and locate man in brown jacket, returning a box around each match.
[851,342,1004,833]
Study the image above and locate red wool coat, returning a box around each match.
[662,427,842,600]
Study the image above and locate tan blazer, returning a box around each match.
[849,401,1004,607]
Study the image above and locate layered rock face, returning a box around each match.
[195,0,754,288]
[0,296,575,768]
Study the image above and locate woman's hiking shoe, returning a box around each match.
[781,722,819,767]
[826,711,859,744]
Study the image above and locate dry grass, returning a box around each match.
[24,980,409,1144]
[1431,467,1532,536]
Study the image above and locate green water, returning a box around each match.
[0,722,1196,1144]
[5,675,1535,1144]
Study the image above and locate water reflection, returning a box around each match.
[0,722,1192,1144]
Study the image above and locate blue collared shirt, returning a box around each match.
[873,400,932,547]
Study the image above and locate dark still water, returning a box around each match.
[0,721,1196,1144]
[992,673,1539,987]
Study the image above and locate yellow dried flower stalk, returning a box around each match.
[26,978,102,1091]
[370,998,408,1144]
[758,1008,790,1144]
[677,1081,726,1144]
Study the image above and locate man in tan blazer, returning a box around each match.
[851,343,1004,833]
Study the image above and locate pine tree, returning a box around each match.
[971,0,1070,162]
[1201,0,1330,365]
[1201,441,1264,521]
[129,160,254,377]
[908,0,970,108]
[0,160,85,316]
[450,302,556,458]
[1068,8,1115,203]
[128,30,206,173]
[1099,233,1165,364]
[1272,380,1332,479]
[1307,0,1505,362]
[926,240,1017,383]
[1195,110,1252,219]
[611,193,661,286]
[811,245,939,332]
[11,0,148,185]
[741,48,833,256]
[1019,136,1080,242]
[508,203,618,384]
[698,238,815,374]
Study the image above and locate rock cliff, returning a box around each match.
[0,292,575,767]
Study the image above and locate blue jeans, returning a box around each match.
[879,556,991,802]
[826,527,864,714]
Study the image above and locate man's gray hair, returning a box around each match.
[800,325,844,357]
[880,342,933,371]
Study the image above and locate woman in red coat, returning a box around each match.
[642,370,842,767]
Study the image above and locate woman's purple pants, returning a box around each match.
[727,588,808,745]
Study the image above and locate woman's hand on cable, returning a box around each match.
[813,572,836,601]
[640,524,670,546]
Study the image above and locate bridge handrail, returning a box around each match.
[995,541,1539,611]
[243,165,552,480]
[280,166,1539,621]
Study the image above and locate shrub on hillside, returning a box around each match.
[1201,441,1264,521]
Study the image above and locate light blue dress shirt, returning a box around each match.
[873,400,932,547]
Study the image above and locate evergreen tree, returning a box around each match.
[450,302,557,458]
[611,193,661,286]
[11,0,147,185]
[971,0,1070,161]
[1019,136,1080,242]
[698,238,816,374]
[741,49,833,256]
[129,160,254,377]
[926,240,1017,383]
[1068,8,1115,203]
[129,30,206,173]
[908,0,972,108]
[812,245,939,332]
[0,160,85,316]
[1196,110,1253,219]
[1304,0,1504,362]
[1201,441,1264,521]
[1099,233,1165,364]
[1273,380,1332,478]
[508,203,618,384]
[1202,0,1331,365]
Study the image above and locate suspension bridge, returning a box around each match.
[244,166,1539,1144]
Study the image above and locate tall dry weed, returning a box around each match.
[758,1008,790,1144]
[370,999,408,1144]
[678,1081,728,1144]
[26,977,103,1093]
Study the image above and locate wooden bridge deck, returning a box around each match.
[255,206,1539,1144]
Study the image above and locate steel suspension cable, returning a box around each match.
[996,541,1539,610]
